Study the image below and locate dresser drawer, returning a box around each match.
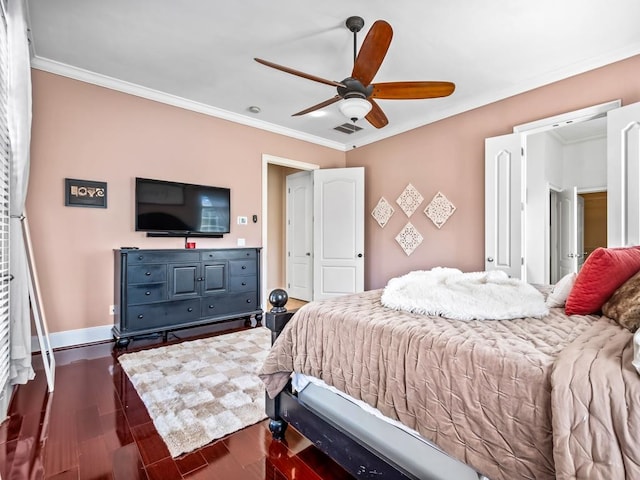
[229,259,257,276]
[127,264,166,284]
[201,249,257,261]
[201,291,258,317]
[127,284,166,305]
[229,275,255,292]
[125,299,200,332]
[127,251,200,265]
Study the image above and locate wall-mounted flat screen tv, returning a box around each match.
[135,177,231,237]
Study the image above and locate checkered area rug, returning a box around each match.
[118,327,271,457]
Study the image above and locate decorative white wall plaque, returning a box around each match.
[371,197,395,228]
[396,183,424,218]
[424,191,456,229]
[395,222,423,256]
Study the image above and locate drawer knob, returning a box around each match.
[137,314,144,319]
[242,265,247,270]
[187,307,193,312]
[145,272,151,276]
[246,299,252,303]
[209,304,215,309]
[138,255,143,260]
[145,291,151,296]
[241,282,246,286]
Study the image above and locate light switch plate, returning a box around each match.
[237,216,248,225]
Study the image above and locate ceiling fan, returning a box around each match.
[255,16,455,129]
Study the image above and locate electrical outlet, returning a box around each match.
[237,216,248,225]
[109,304,115,315]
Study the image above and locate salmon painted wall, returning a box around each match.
[28,70,345,334]
[347,54,640,289]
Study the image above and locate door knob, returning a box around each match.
[487,257,494,262]
[357,253,363,258]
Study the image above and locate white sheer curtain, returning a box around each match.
[7,0,34,386]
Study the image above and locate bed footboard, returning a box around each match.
[264,289,296,440]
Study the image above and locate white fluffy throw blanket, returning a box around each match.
[381,267,549,321]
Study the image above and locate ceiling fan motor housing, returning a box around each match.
[337,77,373,98]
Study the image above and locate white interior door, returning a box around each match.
[286,171,313,301]
[607,101,640,247]
[313,167,364,301]
[559,187,578,277]
[485,133,523,278]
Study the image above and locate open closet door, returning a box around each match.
[608,101,640,247]
[485,133,523,278]
[313,167,364,301]
[559,187,579,277]
[286,171,313,301]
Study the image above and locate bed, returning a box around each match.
[260,256,640,480]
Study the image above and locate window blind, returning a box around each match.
[0,4,11,396]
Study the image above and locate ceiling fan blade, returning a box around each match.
[351,20,393,87]
[292,95,342,116]
[372,81,456,99]
[365,99,389,129]
[255,58,345,88]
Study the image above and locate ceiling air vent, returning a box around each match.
[334,123,363,134]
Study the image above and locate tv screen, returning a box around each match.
[135,177,230,236]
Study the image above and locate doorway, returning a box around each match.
[549,190,606,283]
[486,100,617,283]
[262,154,318,309]
[581,191,608,259]
[262,155,365,307]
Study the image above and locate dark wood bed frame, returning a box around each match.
[263,290,419,480]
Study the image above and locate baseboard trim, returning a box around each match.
[31,325,113,352]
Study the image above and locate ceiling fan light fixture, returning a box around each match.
[339,96,372,122]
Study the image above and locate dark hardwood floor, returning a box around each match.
[0,320,353,479]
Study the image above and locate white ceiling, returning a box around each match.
[25,0,640,151]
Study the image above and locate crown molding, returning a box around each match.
[30,45,640,152]
[30,56,349,152]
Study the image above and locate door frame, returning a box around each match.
[261,154,319,309]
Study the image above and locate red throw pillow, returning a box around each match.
[565,246,640,315]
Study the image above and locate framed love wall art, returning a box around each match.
[64,178,107,208]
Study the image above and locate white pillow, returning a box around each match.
[546,272,577,308]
